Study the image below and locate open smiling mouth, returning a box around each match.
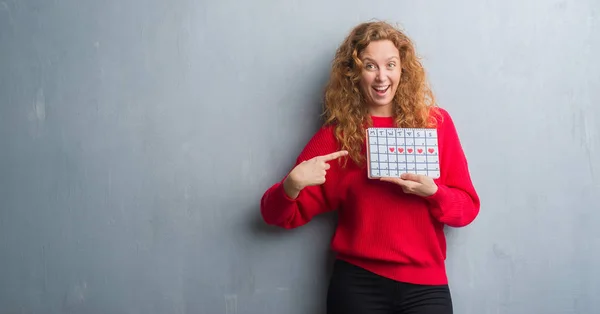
[373,85,390,95]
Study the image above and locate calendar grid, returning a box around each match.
[367,127,440,179]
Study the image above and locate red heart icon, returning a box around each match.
[398,147,404,153]
[428,148,435,153]
[417,148,423,154]
[407,148,413,153]
[389,147,395,153]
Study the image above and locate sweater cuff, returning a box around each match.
[425,184,449,207]
[260,180,299,226]
[274,179,299,204]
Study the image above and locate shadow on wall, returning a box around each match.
[248,202,339,274]
[235,54,344,309]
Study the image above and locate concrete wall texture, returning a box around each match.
[1,0,599,313]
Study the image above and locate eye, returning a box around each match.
[365,63,376,70]
[388,62,396,68]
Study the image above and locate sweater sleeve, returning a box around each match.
[260,127,341,229]
[425,109,481,227]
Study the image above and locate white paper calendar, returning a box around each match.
[366,127,440,179]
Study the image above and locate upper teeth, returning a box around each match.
[375,86,388,91]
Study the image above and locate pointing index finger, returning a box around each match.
[318,150,349,162]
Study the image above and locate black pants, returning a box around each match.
[327,259,453,314]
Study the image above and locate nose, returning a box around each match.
[375,69,386,81]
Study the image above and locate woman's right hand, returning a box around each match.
[283,150,348,199]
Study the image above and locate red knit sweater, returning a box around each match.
[260,108,480,285]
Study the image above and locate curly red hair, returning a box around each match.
[322,21,440,166]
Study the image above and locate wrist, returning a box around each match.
[283,176,303,199]
[426,184,438,197]
[425,184,446,204]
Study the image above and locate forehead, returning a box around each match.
[360,40,399,60]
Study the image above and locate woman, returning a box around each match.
[260,21,480,314]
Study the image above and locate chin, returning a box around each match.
[372,99,394,107]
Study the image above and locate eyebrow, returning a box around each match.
[362,56,400,62]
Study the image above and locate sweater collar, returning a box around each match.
[370,115,395,127]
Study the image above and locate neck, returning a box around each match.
[368,104,393,117]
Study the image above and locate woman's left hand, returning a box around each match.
[380,173,438,197]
